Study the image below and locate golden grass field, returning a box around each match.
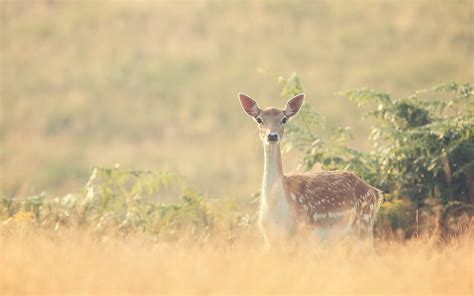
[1,226,473,295]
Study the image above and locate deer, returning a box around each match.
[238,93,383,246]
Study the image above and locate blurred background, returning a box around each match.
[1,0,472,199]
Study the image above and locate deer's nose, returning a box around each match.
[267,133,279,142]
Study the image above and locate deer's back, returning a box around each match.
[285,170,381,228]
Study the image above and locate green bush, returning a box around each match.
[280,74,473,235]
[343,82,473,206]
[1,166,256,243]
[375,199,412,240]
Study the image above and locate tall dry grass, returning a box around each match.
[1,226,472,295]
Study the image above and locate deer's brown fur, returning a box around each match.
[286,171,382,237]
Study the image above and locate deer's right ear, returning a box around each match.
[284,93,305,117]
[238,93,260,118]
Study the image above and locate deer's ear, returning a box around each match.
[284,93,305,117]
[238,93,260,117]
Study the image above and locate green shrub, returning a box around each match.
[343,82,473,206]
[279,73,473,235]
[375,199,412,240]
[1,167,255,243]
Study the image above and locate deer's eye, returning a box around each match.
[281,117,288,125]
[256,117,263,124]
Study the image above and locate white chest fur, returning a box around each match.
[260,180,290,223]
[259,144,294,239]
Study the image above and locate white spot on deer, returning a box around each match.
[290,193,296,201]
[363,214,370,222]
[314,212,327,220]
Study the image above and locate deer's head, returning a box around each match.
[238,93,305,145]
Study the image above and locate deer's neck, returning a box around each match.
[261,143,286,203]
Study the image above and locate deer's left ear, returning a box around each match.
[238,93,261,118]
[284,93,305,117]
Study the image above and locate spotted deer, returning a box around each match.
[238,93,383,245]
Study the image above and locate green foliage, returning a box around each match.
[277,72,304,98]
[375,199,412,238]
[343,82,473,205]
[82,166,182,220]
[1,167,253,242]
[285,78,473,205]
[281,75,380,185]
[282,74,473,235]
